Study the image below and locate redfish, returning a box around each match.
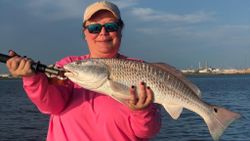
[64,58,240,141]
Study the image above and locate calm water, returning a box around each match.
[0,75,249,141]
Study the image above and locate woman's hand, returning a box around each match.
[6,50,34,77]
[127,82,154,111]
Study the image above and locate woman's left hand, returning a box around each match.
[127,82,154,110]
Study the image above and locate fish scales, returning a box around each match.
[96,59,207,112]
[99,59,235,125]
[64,58,240,141]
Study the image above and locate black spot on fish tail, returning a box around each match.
[214,107,218,113]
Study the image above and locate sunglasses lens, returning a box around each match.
[87,24,102,33]
[104,23,119,32]
[85,22,120,34]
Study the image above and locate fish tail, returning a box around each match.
[204,106,240,141]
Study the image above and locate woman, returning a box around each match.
[6,1,161,141]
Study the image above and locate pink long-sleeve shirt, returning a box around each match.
[23,54,161,141]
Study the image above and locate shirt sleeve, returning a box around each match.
[22,56,78,115]
[129,103,161,138]
[23,73,73,115]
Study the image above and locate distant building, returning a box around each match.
[198,68,210,73]
[181,69,196,73]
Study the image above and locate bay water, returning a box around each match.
[0,75,249,141]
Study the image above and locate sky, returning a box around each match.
[1,0,250,73]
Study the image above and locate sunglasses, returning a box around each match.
[84,22,120,34]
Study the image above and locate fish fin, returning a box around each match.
[108,80,131,104]
[151,62,202,98]
[204,105,240,141]
[162,103,183,120]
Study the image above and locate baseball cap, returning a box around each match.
[83,1,121,23]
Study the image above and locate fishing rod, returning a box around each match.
[0,53,66,79]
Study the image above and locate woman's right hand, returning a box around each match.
[6,50,35,77]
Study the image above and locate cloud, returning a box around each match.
[203,25,250,46]
[135,23,250,49]
[110,0,139,9]
[22,0,139,21]
[24,0,85,21]
[130,7,215,24]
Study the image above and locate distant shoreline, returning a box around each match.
[184,73,250,77]
[1,72,250,80]
[0,77,21,80]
